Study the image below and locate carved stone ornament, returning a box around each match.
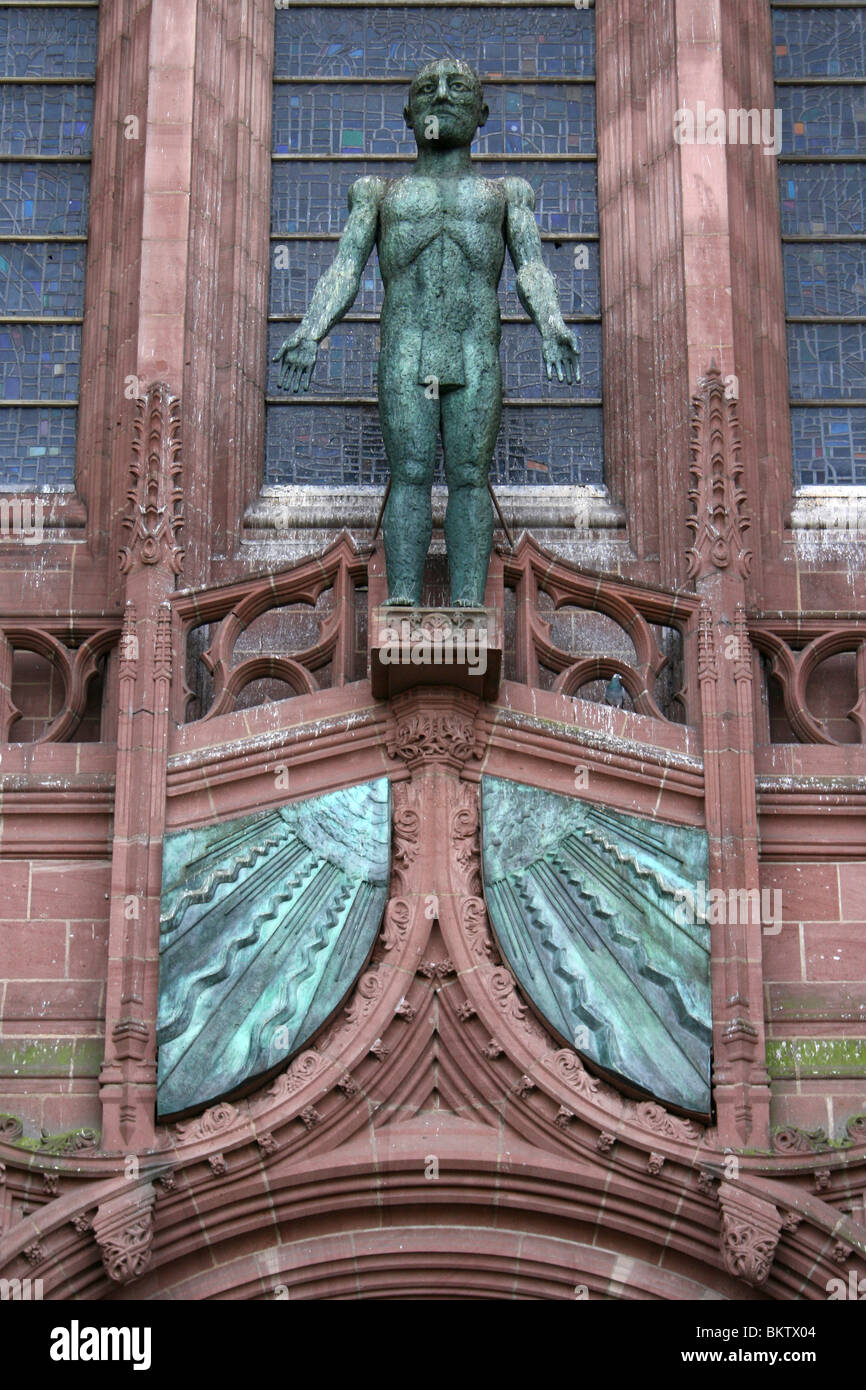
[385,688,482,770]
[718,1182,782,1287]
[687,364,752,581]
[0,1113,24,1141]
[697,604,718,686]
[92,1184,156,1285]
[119,382,183,576]
[697,1169,719,1200]
[773,1125,835,1155]
[174,1100,242,1145]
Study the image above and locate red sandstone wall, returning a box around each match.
[762,860,866,1136]
[0,855,109,1136]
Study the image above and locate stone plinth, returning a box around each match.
[370,607,501,701]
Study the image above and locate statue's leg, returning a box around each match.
[440,343,501,606]
[378,350,438,606]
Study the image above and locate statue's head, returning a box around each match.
[404,59,488,151]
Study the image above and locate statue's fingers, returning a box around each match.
[545,357,553,381]
[563,357,574,385]
[555,356,565,383]
[300,364,313,392]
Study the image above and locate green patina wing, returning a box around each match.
[481,776,712,1116]
[156,778,391,1118]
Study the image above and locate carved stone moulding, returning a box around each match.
[370,605,502,701]
[92,1183,156,1286]
[119,383,183,577]
[749,619,866,746]
[502,532,700,725]
[687,364,752,581]
[718,1182,782,1288]
[0,622,121,743]
[174,531,365,722]
[385,685,484,771]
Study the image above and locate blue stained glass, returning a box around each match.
[783,244,866,317]
[273,84,596,157]
[0,9,99,79]
[787,322,866,399]
[0,405,77,488]
[773,7,866,79]
[773,7,866,484]
[267,321,601,398]
[275,6,596,79]
[269,237,600,318]
[0,9,100,486]
[265,402,603,487]
[270,241,383,315]
[502,321,601,397]
[778,162,866,236]
[778,86,866,156]
[268,320,377,395]
[0,85,93,156]
[0,241,86,315]
[266,403,388,485]
[790,405,866,486]
[0,162,90,234]
[494,405,603,485]
[501,239,600,316]
[0,323,81,400]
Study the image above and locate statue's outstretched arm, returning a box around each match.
[273,175,384,392]
[503,177,580,386]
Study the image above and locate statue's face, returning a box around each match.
[405,60,488,150]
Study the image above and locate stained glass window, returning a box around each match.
[0,3,98,491]
[266,2,602,488]
[774,3,866,486]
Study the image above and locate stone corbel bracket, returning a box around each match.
[718,1181,782,1288]
[92,1181,156,1286]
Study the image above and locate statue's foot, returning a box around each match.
[383,594,420,608]
[451,597,483,609]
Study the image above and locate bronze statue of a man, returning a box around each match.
[274,59,580,607]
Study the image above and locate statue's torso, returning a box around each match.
[377,174,507,334]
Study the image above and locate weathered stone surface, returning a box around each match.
[370,605,502,700]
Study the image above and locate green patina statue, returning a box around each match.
[274,59,580,607]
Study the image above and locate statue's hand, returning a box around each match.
[542,327,580,387]
[272,331,318,392]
